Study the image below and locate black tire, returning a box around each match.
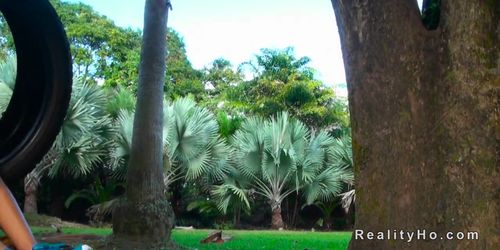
[0,0,72,182]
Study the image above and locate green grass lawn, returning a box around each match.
[170,229,351,250]
[9,227,351,250]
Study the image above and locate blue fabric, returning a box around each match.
[32,243,71,250]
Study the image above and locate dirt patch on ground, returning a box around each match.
[25,213,89,228]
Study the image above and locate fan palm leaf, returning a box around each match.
[112,97,230,189]
[0,56,15,115]
[49,82,113,178]
[214,112,351,229]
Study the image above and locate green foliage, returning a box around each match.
[49,0,142,87]
[64,178,120,208]
[0,56,15,116]
[165,98,229,182]
[332,135,356,212]
[0,56,113,179]
[109,109,134,179]
[105,86,136,119]
[0,13,14,60]
[251,47,312,83]
[203,58,243,95]
[165,29,205,100]
[216,112,242,138]
[213,112,351,217]
[112,98,230,187]
[49,81,114,178]
[186,199,221,218]
[0,0,355,228]
[0,0,142,87]
[64,177,122,223]
[212,47,350,130]
[0,1,202,93]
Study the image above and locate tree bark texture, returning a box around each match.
[331,0,498,249]
[111,0,174,248]
[23,176,38,214]
[271,206,284,229]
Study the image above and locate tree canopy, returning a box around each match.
[207,47,349,131]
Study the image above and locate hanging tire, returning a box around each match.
[0,0,72,182]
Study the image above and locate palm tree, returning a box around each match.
[0,56,16,117]
[214,112,350,229]
[110,1,174,245]
[23,81,113,213]
[302,134,355,229]
[112,97,229,192]
[0,57,113,214]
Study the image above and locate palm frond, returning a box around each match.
[329,135,353,170]
[86,198,121,223]
[111,97,230,188]
[0,82,12,115]
[0,56,15,116]
[106,86,136,119]
[0,56,16,89]
[302,165,348,205]
[341,189,356,213]
[211,183,251,214]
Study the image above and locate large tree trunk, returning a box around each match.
[111,0,174,248]
[331,0,498,249]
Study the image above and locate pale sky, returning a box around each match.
[68,0,424,97]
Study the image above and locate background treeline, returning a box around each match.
[0,0,354,230]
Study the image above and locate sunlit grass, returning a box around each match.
[3,227,352,250]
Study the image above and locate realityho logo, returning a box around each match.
[354,229,479,243]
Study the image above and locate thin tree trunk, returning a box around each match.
[331,0,498,249]
[291,193,299,227]
[271,205,284,229]
[324,214,332,231]
[23,150,55,214]
[236,206,241,228]
[111,0,174,248]
[23,176,38,214]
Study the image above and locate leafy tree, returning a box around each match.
[165,29,204,100]
[237,47,349,130]
[214,112,350,229]
[203,58,243,96]
[0,57,113,214]
[22,82,113,214]
[305,134,355,229]
[0,0,142,87]
[0,12,14,60]
[49,0,142,87]
[1,1,201,95]
[210,161,253,227]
